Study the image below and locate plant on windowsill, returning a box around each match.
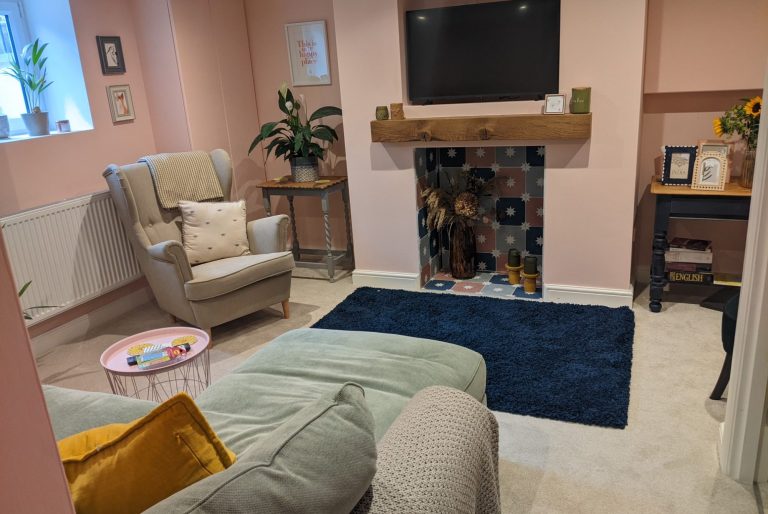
[1,38,54,137]
[421,169,491,279]
[248,83,342,182]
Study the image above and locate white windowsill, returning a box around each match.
[0,127,94,144]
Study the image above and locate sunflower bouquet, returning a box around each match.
[713,96,761,150]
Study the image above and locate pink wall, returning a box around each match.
[634,0,768,280]
[131,0,191,153]
[0,0,157,217]
[334,0,647,295]
[0,232,74,513]
[644,0,768,94]
[244,0,349,249]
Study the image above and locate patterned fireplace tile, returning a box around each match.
[415,145,544,291]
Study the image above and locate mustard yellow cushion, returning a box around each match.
[58,393,236,514]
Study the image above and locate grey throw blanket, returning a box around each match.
[353,386,501,514]
[140,151,224,209]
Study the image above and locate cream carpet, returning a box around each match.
[35,277,765,513]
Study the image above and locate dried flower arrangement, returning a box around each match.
[421,169,490,231]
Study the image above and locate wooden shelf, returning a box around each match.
[650,178,752,197]
[370,113,591,143]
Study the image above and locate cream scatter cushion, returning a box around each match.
[180,200,250,265]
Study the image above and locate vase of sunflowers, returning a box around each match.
[421,170,489,279]
[713,96,761,188]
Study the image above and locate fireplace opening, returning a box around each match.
[415,145,544,298]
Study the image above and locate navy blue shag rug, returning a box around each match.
[313,287,635,428]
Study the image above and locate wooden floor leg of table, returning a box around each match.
[321,192,335,282]
[288,195,300,260]
[649,196,670,313]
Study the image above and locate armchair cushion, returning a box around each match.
[185,252,294,301]
[180,200,250,265]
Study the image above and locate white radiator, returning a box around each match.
[1,191,141,325]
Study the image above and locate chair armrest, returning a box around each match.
[247,215,290,254]
[352,387,501,514]
[147,240,193,282]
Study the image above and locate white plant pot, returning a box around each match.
[22,111,50,136]
[0,115,9,139]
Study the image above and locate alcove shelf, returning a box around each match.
[370,113,592,143]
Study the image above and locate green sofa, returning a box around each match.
[44,328,500,513]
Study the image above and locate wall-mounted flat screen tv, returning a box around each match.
[405,0,560,105]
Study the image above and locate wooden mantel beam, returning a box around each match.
[370,113,592,143]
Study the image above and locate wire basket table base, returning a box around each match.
[104,350,210,401]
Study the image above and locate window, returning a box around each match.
[0,1,31,135]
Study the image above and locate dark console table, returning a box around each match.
[649,178,751,313]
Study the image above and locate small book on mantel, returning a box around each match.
[665,237,713,264]
[666,270,714,285]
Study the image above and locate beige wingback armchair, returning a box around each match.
[103,149,294,330]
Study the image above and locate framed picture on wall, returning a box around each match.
[285,21,331,86]
[107,84,135,123]
[543,94,566,114]
[96,36,126,74]
[692,151,728,191]
[661,146,697,185]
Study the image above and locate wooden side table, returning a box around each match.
[258,176,354,282]
[649,179,751,313]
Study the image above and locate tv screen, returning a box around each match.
[405,0,560,104]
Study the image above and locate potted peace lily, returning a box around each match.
[249,83,342,182]
[1,39,53,136]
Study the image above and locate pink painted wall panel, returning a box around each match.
[131,0,191,153]
[244,0,349,249]
[0,0,157,217]
[334,0,646,291]
[644,0,768,93]
[0,232,74,513]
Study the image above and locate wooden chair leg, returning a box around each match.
[710,352,732,400]
[281,299,290,319]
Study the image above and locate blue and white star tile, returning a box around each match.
[439,147,465,167]
[424,280,455,291]
[526,145,545,166]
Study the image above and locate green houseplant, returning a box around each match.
[248,83,342,182]
[17,280,56,321]
[1,38,53,136]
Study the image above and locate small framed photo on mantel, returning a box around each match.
[543,94,566,114]
[661,146,697,185]
[96,36,126,75]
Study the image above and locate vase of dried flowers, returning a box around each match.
[421,170,489,280]
[714,96,761,188]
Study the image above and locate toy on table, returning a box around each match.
[126,340,194,369]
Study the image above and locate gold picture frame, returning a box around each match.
[692,151,728,191]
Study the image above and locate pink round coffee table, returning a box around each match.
[100,327,210,401]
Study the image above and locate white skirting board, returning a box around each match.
[543,283,634,308]
[352,269,421,290]
[31,287,153,358]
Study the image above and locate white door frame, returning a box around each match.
[720,61,768,483]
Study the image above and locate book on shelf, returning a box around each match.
[713,273,742,287]
[665,250,713,264]
[665,271,714,285]
[665,262,713,273]
[668,237,712,251]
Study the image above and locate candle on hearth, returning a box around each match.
[508,248,521,267]
[524,255,538,275]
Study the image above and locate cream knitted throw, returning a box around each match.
[140,151,224,209]
[353,386,501,514]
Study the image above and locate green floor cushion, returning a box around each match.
[43,385,157,440]
[146,383,377,514]
[195,328,486,454]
